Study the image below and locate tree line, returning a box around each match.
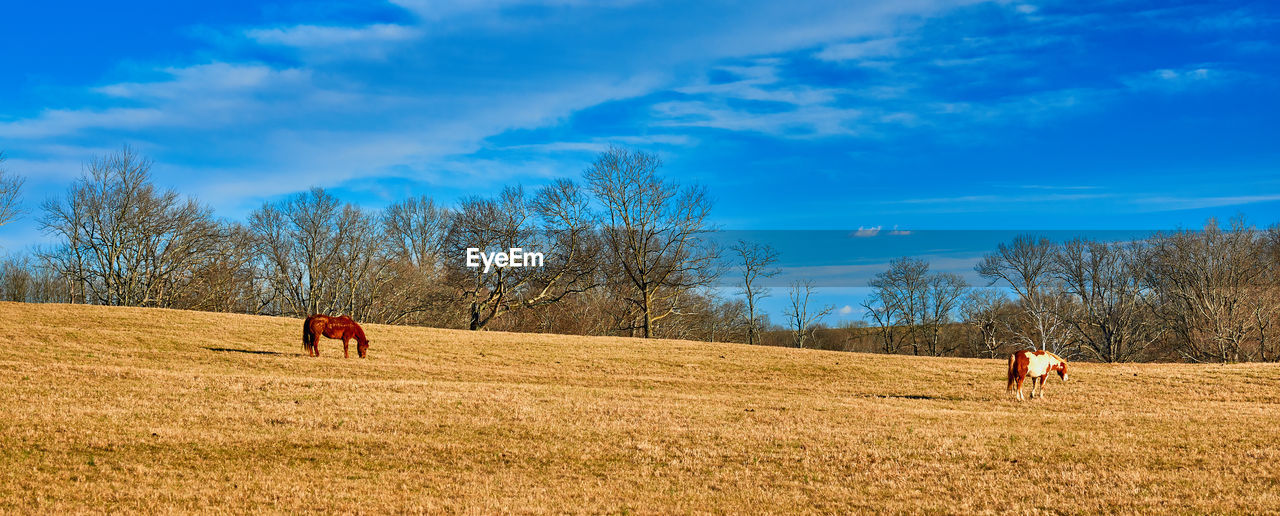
[0,146,749,342]
[841,224,1280,363]
[1,146,1278,362]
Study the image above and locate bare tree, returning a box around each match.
[960,288,1014,358]
[170,222,263,313]
[379,196,454,325]
[922,272,969,356]
[730,239,780,345]
[0,152,24,228]
[586,146,719,338]
[784,280,834,348]
[445,182,600,330]
[1145,219,1277,362]
[384,196,450,272]
[1053,238,1160,362]
[39,146,222,307]
[249,187,385,318]
[976,235,1073,354]
[862,290,901,354]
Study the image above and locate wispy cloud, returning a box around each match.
[245,24,421,58]
[1133,194,1280,212]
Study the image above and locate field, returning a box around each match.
[1,302,1278,513]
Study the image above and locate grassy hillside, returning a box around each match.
[1,302,1278,513]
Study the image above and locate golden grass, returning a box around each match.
[1,301,1278,514]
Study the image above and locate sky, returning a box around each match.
[1,0,1277,323]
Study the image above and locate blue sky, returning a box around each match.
[1,0,1278,323]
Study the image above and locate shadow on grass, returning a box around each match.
[203,346,289,356]
[883,394,959,401]
[852,393,964,401]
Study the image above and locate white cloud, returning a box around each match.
[247,24,420,47]
[813,37,901,62]
[838,305,854,315]
[1123,66,1238,93]
[244,24,422,59]
[1132,194,1280,212]
[854,226,882,237]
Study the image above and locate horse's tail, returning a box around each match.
[302,317,314,353]
[1006,352,1017,391]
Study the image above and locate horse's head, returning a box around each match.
[1057,361,1068,382]
[357,338,369,358]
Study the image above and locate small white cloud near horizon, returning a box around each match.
[838,305,854,315]
[854,225,882,237]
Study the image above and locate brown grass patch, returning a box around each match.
[1,301,1278,513]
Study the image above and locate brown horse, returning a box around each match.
[302,314,369,358]
[1006,349,1068,400]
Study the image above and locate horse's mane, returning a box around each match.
[1020,349,1067,363]
[346,317,368,342]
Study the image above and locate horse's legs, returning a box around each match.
[343,338,350,359]
[1015,375,1025,400]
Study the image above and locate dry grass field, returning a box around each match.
[1,302,1279,513]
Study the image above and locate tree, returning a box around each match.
[922,272,969,356]
[867,257,927,353]
[380,196,454,325]
[0,152,24,228]
[586,146,719,338]
[39,146,222,307]
[445,182,601,330]
[866,258,968,356]
[960,288,1014,358]
[976,235,1073,355]
[784,280,834,348]
[1053,238,1160,362]
[862,290,901,354]
[249,187,387,318]
[730,239,780,345]
[1145,219,1277,362]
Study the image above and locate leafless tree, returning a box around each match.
[1053,238,1160,362]
[249,187,386,318]
[867,258,928,354]
[168,223,263,313]
[586,146,719,338]
[39,146,222,307]
[784,280,834,348]
[0,152,24,228]
[379,196,453,324]
[922,272,968,356]
[960,288,1014,358]
[0,255,71,303]
[976,235,1073,354]
[445,181,600,330]
[384,196,450,271]
[861,290,901,354]
[730,239,780,345]
[1145,219,1278,362]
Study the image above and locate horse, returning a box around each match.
[302,314,369,358]
[1006,349,1068,400]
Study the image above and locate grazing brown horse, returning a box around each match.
[302,314,369,358]
[1006,349,1068,400]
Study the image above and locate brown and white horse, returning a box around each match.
[1006,349,1068,400]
